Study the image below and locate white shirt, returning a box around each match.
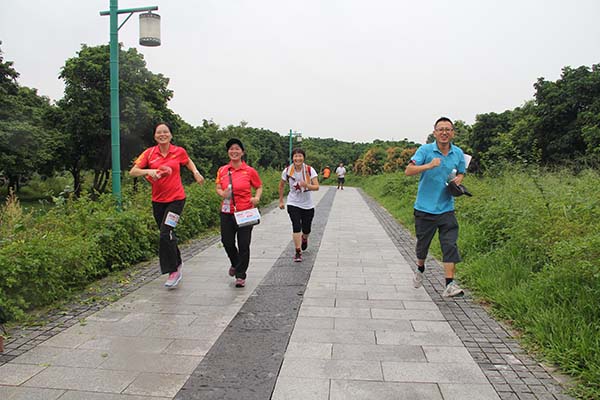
[281,165,318,210]
[335,166,346,178]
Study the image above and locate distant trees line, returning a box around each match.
[1,40,599,197]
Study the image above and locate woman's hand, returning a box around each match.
[279,199,285,209]
[251,196,260,206]
[148,169,160,180]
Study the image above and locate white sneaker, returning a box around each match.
[413,270,424,288]
[442,281,464,297]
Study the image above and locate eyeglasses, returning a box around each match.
[435,128,454,133]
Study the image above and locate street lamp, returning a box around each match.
[288,129,302,165]
[100,1,160,208]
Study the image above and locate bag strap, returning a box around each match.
[228,169,237,212]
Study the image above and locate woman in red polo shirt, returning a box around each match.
[215,138,262,288]
[130,122,205,289]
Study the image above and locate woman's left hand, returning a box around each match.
[251,196,260,206]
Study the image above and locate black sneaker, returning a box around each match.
[293,251,302,262]
[301,237,308,251]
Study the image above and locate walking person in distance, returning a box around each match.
[335,162,346,190]
[405,117,467,297]
[279,148,319,262]
[215,138,262,288]
[130,122,205,289]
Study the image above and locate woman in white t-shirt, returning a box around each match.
[278,148,319,262]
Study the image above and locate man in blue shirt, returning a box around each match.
[405,117,466,297]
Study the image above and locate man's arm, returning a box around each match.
[405,158,441,176]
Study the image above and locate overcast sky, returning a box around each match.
[1,0,599,144]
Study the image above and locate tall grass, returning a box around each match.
[356,168,600,399]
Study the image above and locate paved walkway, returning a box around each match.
[0,187,573,400]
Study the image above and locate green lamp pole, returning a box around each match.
[100,1,158,207]
[289,129,302,165]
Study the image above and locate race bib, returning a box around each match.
[164,211,180,228]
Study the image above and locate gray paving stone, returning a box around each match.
[122,372,189,397]
[271,377,330,400]
[329,379,442,400]
[0,363,46,385]
[99,351,202,374]
[335,298,406,310]
[23,366,137,392]
[279,358,383,380]
[422,346,475,363]
[11,346,107,369]
[376,330,463,346]
[371,308,445,321]
[334,317,413,332]
[382,361,489,383]
[290,328,376,345]
[332,343,425,362]
[284,342,333,359]
[0,386,65,400]
[78,336,173,354]
[412,320,456,333]
[59,391,166,400]
[299,306,372,319]
[294,316,335,330]
[439,383,502,399]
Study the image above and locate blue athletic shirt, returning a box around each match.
[411,142,466,214]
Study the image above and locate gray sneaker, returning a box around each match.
[413,270,424,288]
[442,281,464,297]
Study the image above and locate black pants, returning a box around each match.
[152,199,185,275]
[414,209,461,263]
[220,212,253,279]
[287,205,315,234]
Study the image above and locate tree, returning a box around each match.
[0,44,64,191]
[533,64,600,165]
[57,44,175,196]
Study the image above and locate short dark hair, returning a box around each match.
[154,122,173,133]
[225,138,245,151]
[291,148,305,158]
[434,117,454,128]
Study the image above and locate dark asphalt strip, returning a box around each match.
[175,187,336,400]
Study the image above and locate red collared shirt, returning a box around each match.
[216,162,262,213]
[134,144,189,203]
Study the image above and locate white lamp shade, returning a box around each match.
[139,12,161,47]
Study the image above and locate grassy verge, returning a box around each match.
[352,168,600,399]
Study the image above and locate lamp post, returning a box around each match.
[100,1,159,208]
[288,129,302,165]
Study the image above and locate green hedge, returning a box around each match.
[0,168,280,321]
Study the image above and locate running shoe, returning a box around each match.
[165,271,182,288]
[228,266,236,277]
[235,278,246,288]
[413,270,424,288]
[301,237,308,251]
[293,251,302,262]
[442,281,464,297]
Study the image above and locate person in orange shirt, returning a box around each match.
[130,122,205,289]
[215,138,263,288]
[322,166,331,180]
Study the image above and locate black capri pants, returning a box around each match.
[287,205,315,234]
[152,199,185,275]
[414,209,461,263]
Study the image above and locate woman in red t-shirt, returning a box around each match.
[215,138,262,288]
[130,122,205,289]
